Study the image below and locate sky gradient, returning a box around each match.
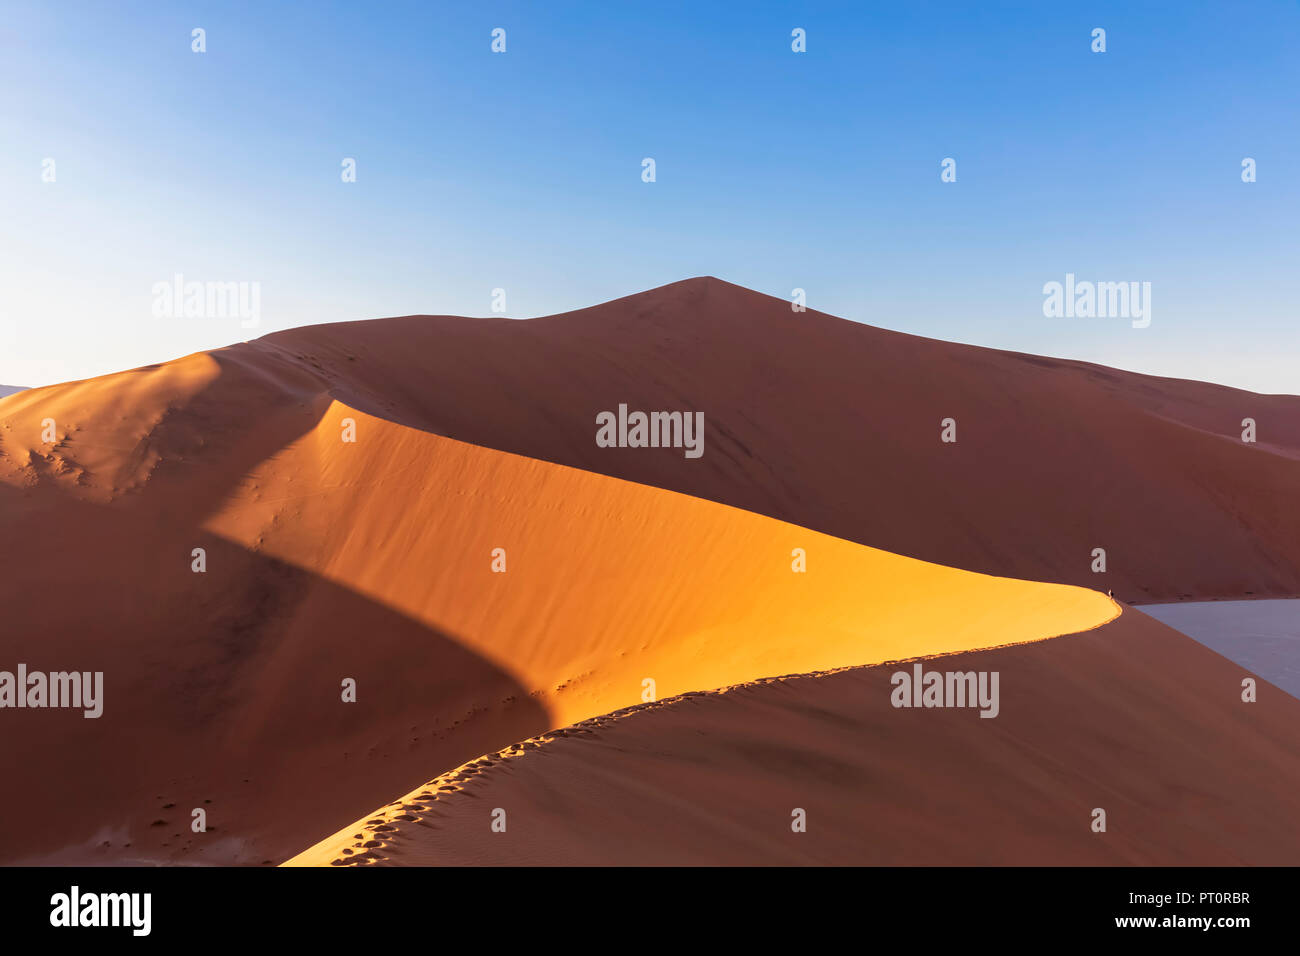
[2,0,1296,392]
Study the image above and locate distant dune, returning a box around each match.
[288,608,1300,866]
[0,278,1294,867]
[262,277,1300,602]
[0,385,26,399]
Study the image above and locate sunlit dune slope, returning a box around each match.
[260,276,1300,601]
[288,608,1300,867]
[203,401,1117,728]
[0,349,1113,865]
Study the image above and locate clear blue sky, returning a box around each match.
[2,1,1296,392]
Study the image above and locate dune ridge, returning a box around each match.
[257,276,1300,602]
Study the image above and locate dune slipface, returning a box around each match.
[0,343,1112,865]
[287,609,1300,867]
[260,277,1300,602]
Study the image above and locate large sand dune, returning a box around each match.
[0,346,1111,864]
[288,608,1300,866]
[2,278,1295,867]
[259,277,1300,602]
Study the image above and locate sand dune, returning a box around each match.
[2,278,1294,867]
[259,277,1300,602]
[0,385,25,400]
[287,608,1300,866]
[0,344,1112,864]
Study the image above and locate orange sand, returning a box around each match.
[262,277,1300,602]
[2,355,1110,863]
[1,277,1294,866]
[288,608,1300,866]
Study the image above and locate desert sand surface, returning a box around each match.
[2,278,1294,867]
[288,608,1300,866]
[0,343,1112,864]
[261,276,1300,602]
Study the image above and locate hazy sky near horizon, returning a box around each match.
[2,1,1297,392]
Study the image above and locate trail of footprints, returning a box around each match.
[329,639,1079,865]
[333,699,738,864]
[325,668,871,866]
[330,721,605,866]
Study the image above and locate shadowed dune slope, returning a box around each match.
[258,277,1300,602]
[0,351,1113,864]
[288,608,1300,867]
